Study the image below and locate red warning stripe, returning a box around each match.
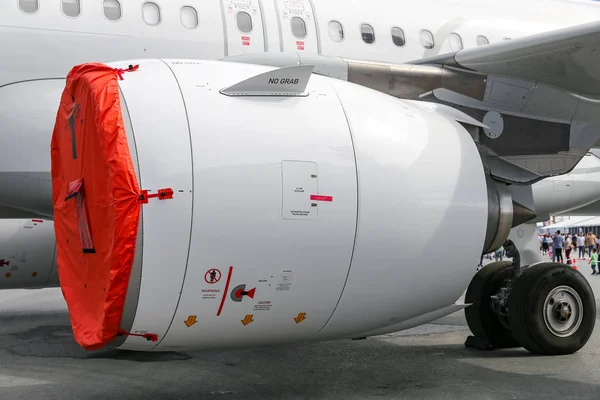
[310,195,333,202]
[217,266,234,316]
[32,219,44,223]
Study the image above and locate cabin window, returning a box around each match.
[180,6,198,29]
[103,0,121,21]
[391,27,405,47]
[236,11,253,33]
[328,20,344,42]
[476,35,489,46]
[62,0,81,18]
[142,2,161,26]
[448,33,463,51]
[361,24,375,44]
[420,29,434,49]
[291,17,307,38]
[19,0,38,14]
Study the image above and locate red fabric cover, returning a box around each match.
[51,63,141,350]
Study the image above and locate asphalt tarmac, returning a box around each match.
[1,257,600,400]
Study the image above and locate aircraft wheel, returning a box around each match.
[509,263,596,355]
[465,261,519,348]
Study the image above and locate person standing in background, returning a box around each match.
[545,233,552,254]
[553,231,565,263]
[586,232,596,258]
[543,234,551,256]
[578,232,586,259]
[590,248,599,275]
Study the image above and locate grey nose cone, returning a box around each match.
[512,201,537,228]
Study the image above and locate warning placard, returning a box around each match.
[253,301,272,311]
[281,161,318,220]
[277,270,293,291]
[204,269,221,284]
[202,288,221,300]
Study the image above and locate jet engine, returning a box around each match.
[1,59,532,351]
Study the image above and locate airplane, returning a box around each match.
[1,0,600,356]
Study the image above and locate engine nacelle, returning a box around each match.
[49,59,487,351]
[0,219,58,290]
[0,58,496,351]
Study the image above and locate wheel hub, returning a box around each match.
[543,286,583,338]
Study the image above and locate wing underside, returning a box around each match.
[412,20,600,97]
[408,21,600,184]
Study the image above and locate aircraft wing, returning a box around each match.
[412,20,600,97]
[223,22,600,184]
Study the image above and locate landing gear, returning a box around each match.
[509,263,595,355]
[465,262,520,349]
[465,241,596,355]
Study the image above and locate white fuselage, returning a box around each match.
[2,0,600,87]
[533,152,600,220]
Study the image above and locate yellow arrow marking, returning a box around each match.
[4,272,10,278]
[241,314,254,326]
[184,315,198,327]
[294,312,307,324]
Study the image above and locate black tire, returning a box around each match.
[465,261,520,348]
[509,263,596,355]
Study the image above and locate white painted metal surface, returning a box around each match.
[274,0,319,53]
[533,153,600,219]
[155,60,357,350]
[95,59,490,350]
[0,80,64,219]
[114,59,194,351]
[281,161,319,220]
[0,219,57,290]
[2,0,600,88]
[316,84,488,339]
[221,0,266,55]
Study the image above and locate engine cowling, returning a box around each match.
[48,59,489,351]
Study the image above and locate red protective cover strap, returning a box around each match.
[51,63,141,350]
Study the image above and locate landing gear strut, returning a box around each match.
[465,240,596,355]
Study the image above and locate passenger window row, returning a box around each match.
[17,1,494,49]
[18,1,299,37]
[329,20,492,50]
[18,0,200,29]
